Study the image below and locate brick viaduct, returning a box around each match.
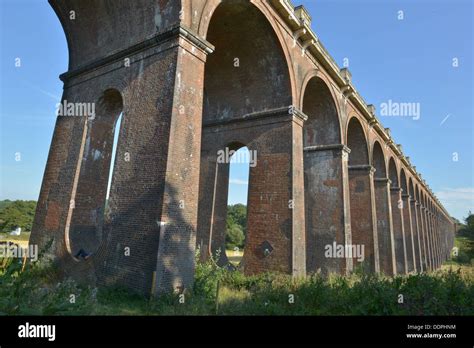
[30,0,455,296]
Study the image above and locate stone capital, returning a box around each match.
[390,186,402,193]
[348,164,375,174]
[303,143,351,155]
[374,177,391,184]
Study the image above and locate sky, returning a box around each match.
[0,0,473,222]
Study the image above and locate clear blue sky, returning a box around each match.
[0,0,472,222]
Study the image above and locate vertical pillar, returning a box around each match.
[390,187,407,274]
[245,109,307,277]
[305,144,352,275]
[410,198,422,272]
[348,165,379,273]
[433,212,440,268]
[422,206,433,270]
[374,178,396,275]
[401,193,416,272]
[416,201,428,271]
[152,30,214,295]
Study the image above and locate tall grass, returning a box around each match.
[1,249,472,316]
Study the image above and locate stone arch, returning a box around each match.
[66,88,124,260]
[347,117,369,165]
[202,0,292,123]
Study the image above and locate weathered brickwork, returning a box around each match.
[30,0,455,296]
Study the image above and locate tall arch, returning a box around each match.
[400,169,415,272]
[197,0,305,277]
[202,0,292,123]
[414,184,427,271]
[372,141,395,275]
[347,117,378,273]
[388,157,406,274]
[408,178,422,272]
[302,76,348,275]
[67,89,123,259]
[421,191,432,270]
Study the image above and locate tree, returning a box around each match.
[0,200,36,233]
[227,204,247,235]
[465,211,474,231]
[225,223,245,250]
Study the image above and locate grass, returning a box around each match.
[226,249,243,266]
[0,254,472,316]
[0,232,31,248]
[0,235,473,316]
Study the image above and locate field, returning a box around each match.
[226,249,243,266]
[0,232,31,249]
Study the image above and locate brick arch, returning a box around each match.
[414,183,420,201]
[400,168,415,271]
[371,140,387,178]
[202,0,293,123]
[302,74,345,274]
[408,177,415,198]
[388,157,399,188]
[300,70,343,132]
[346,117,369,165]
[400,168,408,194]
[302,75,342,146]
[66,88,124,260]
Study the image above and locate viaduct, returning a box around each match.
[30,0,456,296]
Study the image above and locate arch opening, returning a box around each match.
[301,76,344,274]
[197,0,294,275]
[224,146,250,269]
[372,142,386,178]
[67,89,123,260]
[303,77,341,147]
[347,118,369,166]
[347,117,375,272]
[388,158,399,188]
[203,0,292,123]
[372,141,393,275]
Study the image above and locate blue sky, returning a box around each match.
[0,0,472,222]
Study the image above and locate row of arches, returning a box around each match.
[45,0,455,295]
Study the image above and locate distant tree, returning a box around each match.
[465,211,474,231]
[0,200,36,233]
[227,204,247,234]
[225,204,247,249]
[225,223,245,250]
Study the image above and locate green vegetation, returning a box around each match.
[0,205,472,316]
[0,200,36,233]
[1,246,472,316]
[446,212,474,266]
[225,204,246,250]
